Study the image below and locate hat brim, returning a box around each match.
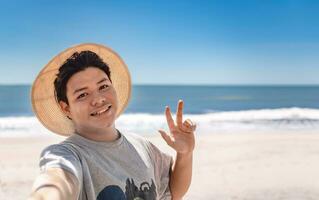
[31,43,131,136]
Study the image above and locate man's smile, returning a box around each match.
[90,104,112,117]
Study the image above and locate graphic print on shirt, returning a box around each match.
[97,178,157,200]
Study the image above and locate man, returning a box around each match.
[28,43,196,200]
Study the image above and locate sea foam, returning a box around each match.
[1,107,319,137]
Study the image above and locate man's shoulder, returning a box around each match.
[40,141,81,160]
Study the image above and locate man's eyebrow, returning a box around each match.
[73,78,108,95]
[73,87,88,95]
[97,78,107,84]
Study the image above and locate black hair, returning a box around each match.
[54,50,111,105]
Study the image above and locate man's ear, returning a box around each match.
[59,101,72,120]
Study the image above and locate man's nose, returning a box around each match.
[91,93,106,106]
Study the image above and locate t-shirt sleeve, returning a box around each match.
[147,141,173,200]
[39,144,83,184]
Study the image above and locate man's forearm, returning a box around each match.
[169,152,193,199]
[28,168,79,200]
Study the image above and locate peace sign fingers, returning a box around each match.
[165,100,196,134]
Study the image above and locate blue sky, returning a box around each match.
[0,0,318,85]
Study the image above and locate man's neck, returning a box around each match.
[75,126,119,142]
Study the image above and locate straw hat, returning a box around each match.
[31,43,131,136]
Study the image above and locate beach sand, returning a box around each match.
[1,130,319,200]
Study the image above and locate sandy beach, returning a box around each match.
[1,130,319,200]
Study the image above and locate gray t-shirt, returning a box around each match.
[39,131,173,200]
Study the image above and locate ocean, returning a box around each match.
[1,85,319,137]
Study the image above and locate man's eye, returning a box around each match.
[77,93,87,99]
[100,85,109,90]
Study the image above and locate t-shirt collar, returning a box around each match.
[67,129,124,148]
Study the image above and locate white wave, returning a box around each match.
[0,116,54,137]
[190,107,319,133]
[1,107,319,137]
[201,107,319,121]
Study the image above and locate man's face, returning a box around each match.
[59,67,118,134]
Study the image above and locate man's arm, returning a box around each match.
[158,100,196,200]
[27,168,79,200]
[169,152,193,200]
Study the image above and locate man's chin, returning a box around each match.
[91,119,116,129]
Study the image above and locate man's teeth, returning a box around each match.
[92,105,111,116]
